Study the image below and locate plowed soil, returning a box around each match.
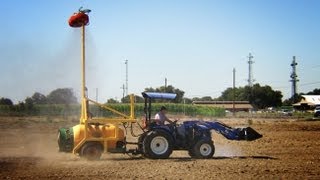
[0,116,319,179]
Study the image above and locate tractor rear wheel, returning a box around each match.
[191,139,214,159]
[143,130,173,159]
[80,142,103,161]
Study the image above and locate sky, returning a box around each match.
[1,0,320,103]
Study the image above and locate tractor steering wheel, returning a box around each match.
[171,119,178,125]
[170,120,179,129]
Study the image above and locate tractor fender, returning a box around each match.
[195,124,210,131]
[146,127,174,139]
[150,126,173,134]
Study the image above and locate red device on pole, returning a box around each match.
[68,7,91,28]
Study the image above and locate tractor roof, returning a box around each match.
[142,92,177,100]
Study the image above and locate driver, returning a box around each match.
[154,106,173,125]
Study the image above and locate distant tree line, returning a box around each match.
[1,85,319,114]
[0,98,14,106]
[106,83,283,109]
[0,88,78,114]
[216,84,283,109]
[116,84,319,109]
[25,88,78,105]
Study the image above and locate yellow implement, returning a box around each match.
[58,9,136,160]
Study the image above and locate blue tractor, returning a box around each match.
[137,92,262,159]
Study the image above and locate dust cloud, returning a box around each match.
[0,28,100,103]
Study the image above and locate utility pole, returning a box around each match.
[247,53,255,87]
[95,88,101,116]
[290,56,299,98]
[233,68,236,116]
[125,60,128,96]
[164,78,167,92]
[120,84,125,102]
[95,88,98,102]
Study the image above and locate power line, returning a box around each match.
[311,65,320,69]
[300,81,320,87]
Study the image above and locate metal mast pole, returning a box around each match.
[125,60,128,95]
[165,78,167,92]
[95,88,98,102]
[233,68,236,116]
[247,53,254,87]
[121,84,125,102]
[290,56,299,98]
[80,25,87,123]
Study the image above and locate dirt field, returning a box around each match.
[0,116,319,179]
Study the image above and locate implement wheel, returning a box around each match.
[191,139,214,159]
[143,130,173,159]
[80,142,103,161]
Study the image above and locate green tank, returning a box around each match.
[58,127,74,152]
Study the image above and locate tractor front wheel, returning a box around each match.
[80,142,103,161]
[191,139,214,159]
[143,130,173,159]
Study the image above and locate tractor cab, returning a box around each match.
[141,92,177,129]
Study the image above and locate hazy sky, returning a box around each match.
[1,0,320,103]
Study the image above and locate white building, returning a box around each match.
[293,95,320,110]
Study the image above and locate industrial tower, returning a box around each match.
[247,53,255,87]
[125,60,128,96]
[290,56,299,97]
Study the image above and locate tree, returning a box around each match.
[183,98,193,104]
[218,83,283,109]
[144,87,155,92]
[107,98,119,103]
[191,97,201,101]
[47,88,78,104]
[24,97,34,110]
[121,95,144,103]
[246,84,282,109]
[191,96,214,102]
[31,92,47,104]
[0,98,13,106]
[17,102,25,111]
[218,87,234,101]
[306,88,320,95]
[199,96,214,101]
[217,87,248,101]
[287,93,302,105]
